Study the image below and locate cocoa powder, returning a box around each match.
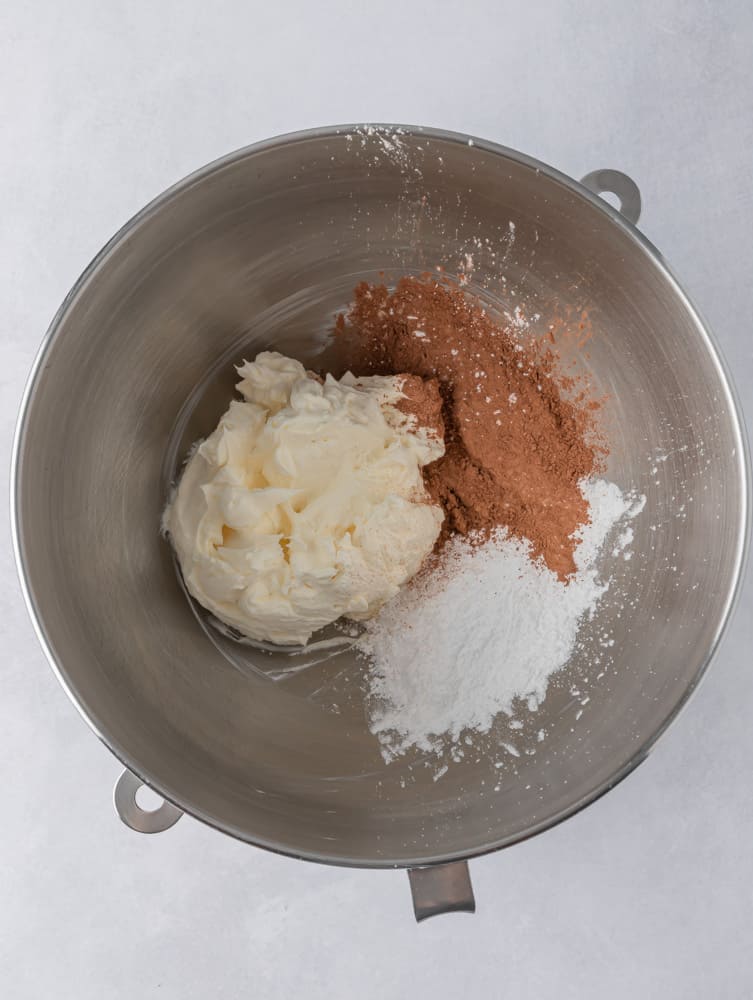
[394,373,445,443]
[337,276,605,579]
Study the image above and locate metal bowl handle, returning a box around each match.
[113,766,476,917]
[114,769,476,919]
[408,861,476,921]
[580,169,642,225]
[114,768,183,834]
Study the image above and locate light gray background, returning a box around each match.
[2,1,752,997]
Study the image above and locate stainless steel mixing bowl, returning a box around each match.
[12,126,749,916]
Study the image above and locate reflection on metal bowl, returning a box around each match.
[12,125,749,917]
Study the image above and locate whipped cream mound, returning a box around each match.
[163,351,445,645]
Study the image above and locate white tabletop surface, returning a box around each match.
[2,1,752,997]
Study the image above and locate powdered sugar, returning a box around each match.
[357,478,643,761]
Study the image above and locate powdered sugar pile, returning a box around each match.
[357,478,645,761]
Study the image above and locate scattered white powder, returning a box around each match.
[612,526,634,557]
[357,478,643,761]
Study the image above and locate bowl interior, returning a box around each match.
[15,128,748,865]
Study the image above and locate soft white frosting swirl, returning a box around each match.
[163,352,444,644]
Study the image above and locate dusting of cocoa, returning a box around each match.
[337,276,606,579]
[394,373,445,443]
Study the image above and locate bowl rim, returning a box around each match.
[11,123,752,869]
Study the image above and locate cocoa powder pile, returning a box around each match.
[337,276,605,579]
[394,373,445,442]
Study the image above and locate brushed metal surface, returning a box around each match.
[114,769,183,834]
[12,125,749,867]
[409,863,476,921]
[580,169,642,225]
